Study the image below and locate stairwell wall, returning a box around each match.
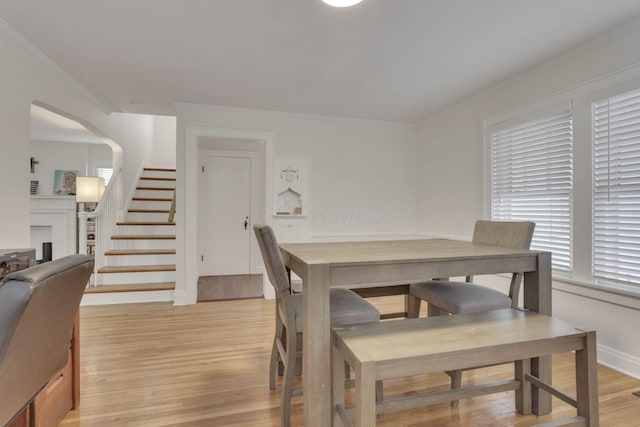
[0,18,172,251]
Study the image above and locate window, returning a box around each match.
[96,167,113,186]
[593,88,640,286]
[491,108,574,271]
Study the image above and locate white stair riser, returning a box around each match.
[141,170,176,180]
[96,270,176,285]
[105,254,176,267]
[135,189,174,199]
[138,178,176,189]
[117,225,175,235]
[111,239,176,250]
[126,212,171,222]
[130,200,172,210]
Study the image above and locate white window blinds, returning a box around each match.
[491,109,573,271]
[593,88,640,286]
[96,167,113,186]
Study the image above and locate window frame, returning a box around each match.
[485,101,574,272]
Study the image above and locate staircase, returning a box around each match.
[85,168,176,295]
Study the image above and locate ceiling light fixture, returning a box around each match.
[322,0,363,7]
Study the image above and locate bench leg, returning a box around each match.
[333,344,346,427]
[576,331,599,427]
[515,358,532,415]
[356,361,377,427]
[449,370,462,407]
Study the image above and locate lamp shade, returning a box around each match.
[76,176,105,203]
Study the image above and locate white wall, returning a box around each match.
[174,104,417,304]
[30,140,111,195]
[415,16,640,377]
[150,115,177,169]
[0,19,169,249]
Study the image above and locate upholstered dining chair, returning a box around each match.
[0,254,93,426]
[406,220,535,402]
[253,224,380,427]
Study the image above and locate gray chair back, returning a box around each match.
[0,254,93,425]
[470,220,535,303]
[253,224,291,293]
[472,220,535,249]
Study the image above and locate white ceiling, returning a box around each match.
[3,0,640,123]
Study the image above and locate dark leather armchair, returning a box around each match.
[0,254,93,426]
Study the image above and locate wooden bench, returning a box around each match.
[332,308,598,427]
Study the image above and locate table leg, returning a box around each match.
[576,331,599,426]
[524,251,552,415]
[303,263,331,427]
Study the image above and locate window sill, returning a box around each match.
[551,274,640,311]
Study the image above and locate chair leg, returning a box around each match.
[269,337,279,390]
[448,370,462,407]
[271,317,285,389]
[406,294,422,318]
[281,329,297,427]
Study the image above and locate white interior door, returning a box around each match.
[198,154,251,276]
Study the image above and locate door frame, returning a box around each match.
[178,126,274,305]
[198,149,257,276]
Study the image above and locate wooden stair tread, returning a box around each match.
[136,187,175,191]
[143,167,176,172]
[111,234,175,240]
[139,177,176,181]
[117,221,175,226]
[105,249,176,256]
[98,265,176,273]
[128,209,170,213]
[132,197,172,202]
[85,282,175,293]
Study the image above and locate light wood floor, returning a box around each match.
[61,297,640,426]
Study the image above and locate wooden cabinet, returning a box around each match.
[9,315,80,427]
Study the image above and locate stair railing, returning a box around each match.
[78,169,121,285]
[168,189,176,223]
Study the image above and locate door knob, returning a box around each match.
[244,217,249,230]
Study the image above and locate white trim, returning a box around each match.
[598,344,640,381]
[553,278,640,310]
[180,126,274,305]
[81,290,174,306]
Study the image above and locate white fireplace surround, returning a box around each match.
[30,196,76,260]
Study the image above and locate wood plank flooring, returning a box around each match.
[61,297,640,426]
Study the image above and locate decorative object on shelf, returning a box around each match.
[274,158,308,216]
[30,180,38,195]
[53,170,78,195]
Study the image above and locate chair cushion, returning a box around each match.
[410,281,512,315]
[293,288,380,332]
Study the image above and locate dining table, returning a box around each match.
[279,238,552,427]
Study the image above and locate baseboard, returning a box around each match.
[81,290,173,306]
[598,344,640,380]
